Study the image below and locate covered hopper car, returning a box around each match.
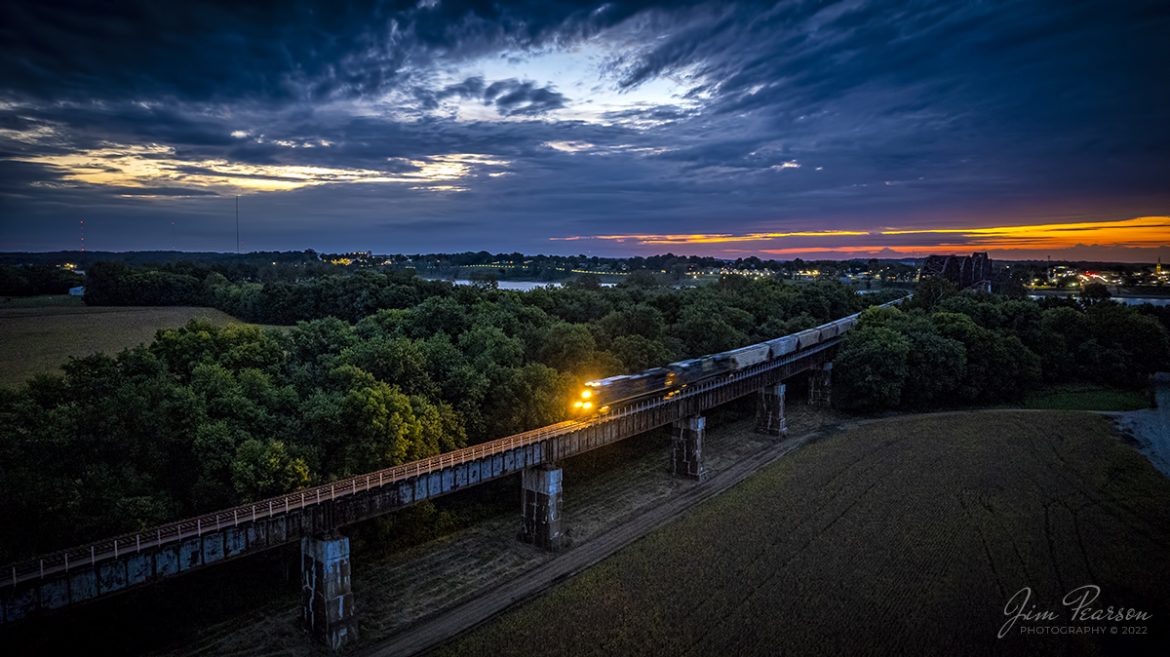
[570,296,908,416]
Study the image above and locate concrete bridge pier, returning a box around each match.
[809,362,833,406]
[754,383,789,437]
[301,534,358,650]
[520,464,564,550]
[671,415,707,480]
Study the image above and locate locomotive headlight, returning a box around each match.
[573,401,583,408]
[581,390,592,399]
[582,402,593,410]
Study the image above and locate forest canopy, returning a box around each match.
[2,266,1166,563]
[0,272,874,562]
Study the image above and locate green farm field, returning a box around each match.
[0,304,254,386]
[436,411,1170,657]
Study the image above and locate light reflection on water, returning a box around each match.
[1028,294,1170,307]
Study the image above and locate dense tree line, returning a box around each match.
[0,250,322,272]
[834,282,1170,411]
[0,264,83,296]
[9,260,1164,561]
[82,260,887,328]
[1,275,877,562]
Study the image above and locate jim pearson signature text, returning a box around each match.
[999,585,1152,638]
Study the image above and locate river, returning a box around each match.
[437,279,625,291]
[455,280,563,291]
[1027,294,1170,307]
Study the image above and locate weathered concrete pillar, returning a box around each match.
[809,362,833,406]
[301,534,358,650]
[520,464,564,550]
[755,383,789,437]
[671,415,707,480]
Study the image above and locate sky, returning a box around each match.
[1,0,1168,261]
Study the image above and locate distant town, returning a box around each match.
[3,250,1167,300]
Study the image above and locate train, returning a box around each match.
[570,296,906,415]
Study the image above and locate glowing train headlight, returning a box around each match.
[581,390,592,399]
[582,402,593,410]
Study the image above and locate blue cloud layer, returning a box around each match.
[0,0,1167,258]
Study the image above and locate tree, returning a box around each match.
[834,326,911,411]
[1080,282,1112,305]
[458,325,525,369]
[672,307,747,355]
[901,330,967,408]
[536,322,598,373]
[624,269,663,288]
[932,312,1040,402]
[911,277,958,311]
[1037,307,1091,381]
[481,363,575,437]
[192,420,248,507]
[570,273,601,290]
[610,335,674,371]
[0,264,83,296]
[469,270,499,289]
[403,296,469,339]
[595,304,666,342]
[230,439,310,500]
[1084,304,1170,386]
[342,336,436,397]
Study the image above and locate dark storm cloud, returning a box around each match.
[1,0,1168,259]
[0,0,704,104]
[1,1,398,102]
[436,76,567,116]
[483,79,566,116]
[106,187,221,197]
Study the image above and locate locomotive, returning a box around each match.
[570,297,903,416]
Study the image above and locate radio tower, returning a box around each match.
[80,219,86,254]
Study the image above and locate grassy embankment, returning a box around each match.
[1022,384,1150,411]
[0,298,265,386]
[436,411,1170,657]
[0,294,86,309]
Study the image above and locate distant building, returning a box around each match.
[68,285,85,296]
[919,252,992,289]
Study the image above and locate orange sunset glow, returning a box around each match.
[552,216,1170,260]
[550,229,870,245]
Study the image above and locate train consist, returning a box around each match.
[570,296,906,415]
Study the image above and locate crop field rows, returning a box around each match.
[0,305,248,386]
[434,411,1170,657]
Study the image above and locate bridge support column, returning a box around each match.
[301,534,358,651]
[755,383,788,437]
[520,464,564,550]
[671,415,707,480]
[809,362,833,406]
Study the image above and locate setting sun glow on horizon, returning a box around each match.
[550,216,1170,261]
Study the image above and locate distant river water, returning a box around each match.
[1027,294,1170,307]
[455,279,562,291]
[438,279,617,291]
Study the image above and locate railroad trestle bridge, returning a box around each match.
[1,338,842,647]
